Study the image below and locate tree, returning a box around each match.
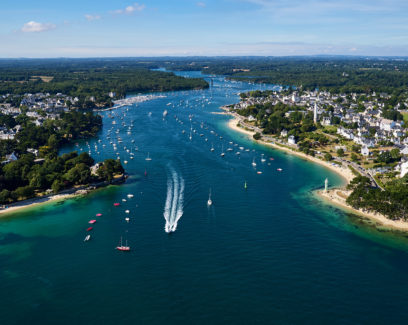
[324,153,333,161]
[0,189,10,204]
[336,148,345,157]
[51,179,64,193]
[351,153,359,162]
[253,132,261,140]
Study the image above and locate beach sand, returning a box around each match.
[226,115,408,232]
[0,192,81,217]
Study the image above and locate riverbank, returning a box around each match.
[225,114,408,232]
[317,189,408,232]
[0,174,127,217]
[226,116,355,183]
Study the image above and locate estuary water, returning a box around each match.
[1,71,408,324]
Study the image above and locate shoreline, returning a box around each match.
[0,191,82,217]
[0,175,127,217]
[226,116,355,183]
[225,113,408,232]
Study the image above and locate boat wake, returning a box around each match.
[163,167,185,233]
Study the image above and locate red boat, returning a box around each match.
[96,213,102,217]
[116,237,130,251]
[86,227,93,231]
[89,220,96,224]
[114,203,120,206]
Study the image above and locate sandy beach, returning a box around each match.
[0,191,85,217]
[226,114,408,232]
[227,116,355,183]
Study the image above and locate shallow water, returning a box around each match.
[1,71,408,325]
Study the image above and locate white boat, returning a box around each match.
[210,144,215,152]
[163,110,168,118]
[127,194,134,198]
[220,145,225,157]
[261,154,266,163]
[252,157,257,167]
[207,189,212,206]
[84,234,91,242]
[145,152,152,161]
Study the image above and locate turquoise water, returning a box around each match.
[1,72,408,324]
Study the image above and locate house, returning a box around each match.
[361,146,370,156]
[322,116,331,126]
[379,118,396,131]
[288,135,297,145]
[280,129,288,137]
[400,159,408,178]
[2,152,18,164]
[247,115,256,122]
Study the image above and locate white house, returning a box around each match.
[380,118,396,131]
[361,146,370,156]
[280,129,288,137]
[288,135,297,145]
[247,115,256,122]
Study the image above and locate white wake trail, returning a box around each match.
[164,175,173,233]
[163,167,185,233]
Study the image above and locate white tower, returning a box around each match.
[324,178,329,192]
[313,103,318,124]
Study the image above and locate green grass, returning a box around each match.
[402,112,408,125]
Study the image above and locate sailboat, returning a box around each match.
[252,157,257,167]
[207,189,213,206]
[210,144,215,152]
[145,152,152,161]
[220,144,225,157]
[84,234,91,242]
[261,154,266,163]
[116,237,130,251]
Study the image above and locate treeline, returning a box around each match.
[154,57,408,94]
[0,111,102,157]
[346,175,408,220]
[0,152,124,204]
[0,59,208,108]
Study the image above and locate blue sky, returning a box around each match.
[1,0,407,57]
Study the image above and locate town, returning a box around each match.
[226,88,408,187]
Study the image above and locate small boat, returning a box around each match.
[124,160,128,164]
[122,199,127,202]
[96,213,102,217]
[88,220,96,224]
[116,237,130,251]
[163,110,168,118]
[127,194,134,198]
[277,168,283,172]
[261,154,266,163]
[252,158,257,167]
[210,144,215,152]
[145,152,152,161]
[244,181,247,189]
[207,189,213,206]
[114,203,120,206]
[86,227,93,232]
[257,171,262,174]
[125,210,130,214]
[125,217,130,223]
[220,144,225,157]
[84,234,91,242]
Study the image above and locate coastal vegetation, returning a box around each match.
[0,111,102,157]
[0,151,124,204]
[346,175,408,220]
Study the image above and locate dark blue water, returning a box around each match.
[1,71,408,325]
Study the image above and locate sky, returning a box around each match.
[0,0,407,57]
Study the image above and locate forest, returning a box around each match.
[346,175,408,220]
[156,56,408,94]
[0,58,209,108]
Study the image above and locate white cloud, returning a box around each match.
[21,21,56,33]
[85,14,101,21]
[197,2,206,7]
[113,3,145,15]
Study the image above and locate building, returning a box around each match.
[288,135,297,145]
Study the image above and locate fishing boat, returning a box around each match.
[116,237,130,251]
[84,234,91,242]
[207,189,213,206]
